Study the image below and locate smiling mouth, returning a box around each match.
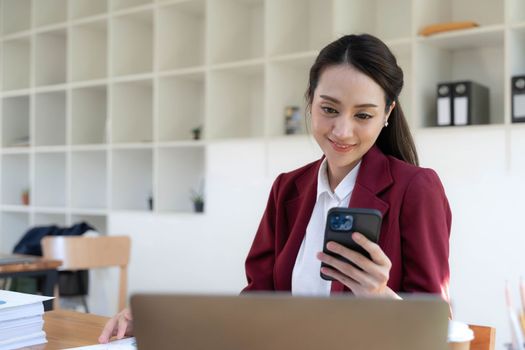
[328,139,356,152]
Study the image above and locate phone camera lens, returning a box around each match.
[329,213,353,231]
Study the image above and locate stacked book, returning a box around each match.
[0,289,52,350]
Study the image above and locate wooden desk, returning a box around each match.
[28,310,110,349]
[0,254,62,311]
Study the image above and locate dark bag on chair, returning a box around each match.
[11,222,95,297]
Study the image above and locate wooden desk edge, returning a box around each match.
[42,310,110,349]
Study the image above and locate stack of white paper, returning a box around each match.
[0,290,53,350]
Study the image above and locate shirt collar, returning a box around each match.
[316,158,361,201]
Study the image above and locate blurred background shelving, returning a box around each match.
[0,0,522,243]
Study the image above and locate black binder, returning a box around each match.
[436,81,490,126]
[512,75,525,123]
[451,81,489,126]
[436,83,453,126]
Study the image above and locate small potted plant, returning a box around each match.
[190,191,204,213]
[191,126,202,140]
[190,183,204,213]
[21,188,30,206]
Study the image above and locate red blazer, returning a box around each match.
[243,145,451,295]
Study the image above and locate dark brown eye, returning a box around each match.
[355,113,372,120]
[321,106,338,115]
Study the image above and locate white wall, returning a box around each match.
[105,129,525,350]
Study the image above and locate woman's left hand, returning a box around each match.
[317,232,400,299]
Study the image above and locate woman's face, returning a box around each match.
[311,64,394,177]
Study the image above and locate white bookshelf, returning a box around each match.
[111,79,153,143]
[111,148,153,211]
[2,96,30,147]
[1,154,30,205]
[156,146,205,212]
[34,91,67,146]
[71,85,107,145]
[1,0,31,36]
[71,150,107,209]
[34,152,67,208]
[69,0,107,20]
[157,73,204,141]
[2,37,31,91]
[207,63,265,139]
[0,0,523,252]
[33,0,68,28]
[35,29,67,87]
[0,212,29,254]
[70,20,108,82]
[157,0,205,70]
[111,10,153,76]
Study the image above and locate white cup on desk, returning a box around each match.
[448,320,474,350]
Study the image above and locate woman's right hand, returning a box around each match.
[98,308,134,344]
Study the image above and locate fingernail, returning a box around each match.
[352,232,361,240]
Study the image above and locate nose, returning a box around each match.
[331,115,354,140]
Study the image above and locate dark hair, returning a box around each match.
[305,33,419,166]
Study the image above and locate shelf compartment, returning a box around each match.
[33,213,67,227]
[266,56,314,137]
[509,27,525,78]
[71,151,107,209]
[111,10,153,76]
[70,20,108,82]
[208,0,263,64]
[1,38,31,91]
[206,64,264,139]
[417,25,504,50]
[34,91,66,146]
[35,29,68,87]
[33,0,67,28]
[69,0,108,19]
[110,0,152,11]
[34,152,67,207]
[2,96,30,147]
[266,0,332,56]
[415,0,504,35]
[0,212,30,253]
[111,149,153,211]
[508,0,525,24]
[111,80,153,143]
[1,0,31,35]
[415,35,505,127]
[157,73,204,142]
[71,86,108,145]
[157,0,205,70]
[333,0,411,41]
[1,154,30,206]
[156,146,205,212]
[71,214,107,234]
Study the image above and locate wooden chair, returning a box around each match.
[41,236,131,311]
[469,324,496,350]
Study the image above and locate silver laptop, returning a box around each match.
[131,293,449,350]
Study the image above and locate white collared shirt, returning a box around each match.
[291,158,361,296]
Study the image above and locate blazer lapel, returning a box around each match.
[331,145,393,293]
[277,160,322,291]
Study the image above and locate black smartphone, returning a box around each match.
[320,207,383,281]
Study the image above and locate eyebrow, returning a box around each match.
[319,95,378,108]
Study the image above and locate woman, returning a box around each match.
[99,33,451,343]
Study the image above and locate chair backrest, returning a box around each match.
[42,235,131,310]
[469,324,496,350]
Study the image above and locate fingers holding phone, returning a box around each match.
[318,207,400,299]
[318,234,394,297]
